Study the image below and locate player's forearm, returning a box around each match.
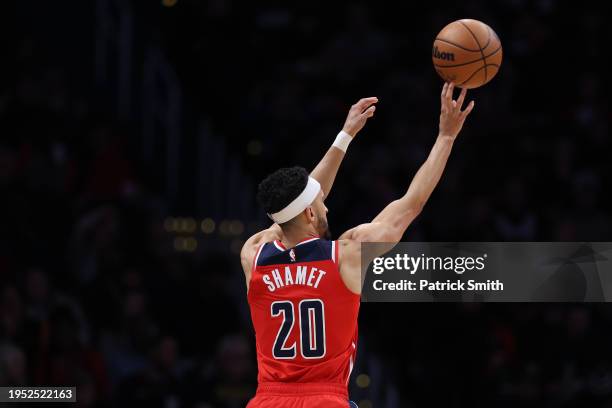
[399,134,454,211]
[310,145,345,199]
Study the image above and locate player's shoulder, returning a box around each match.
[241,225,282,266]
[241,226,284,290]
[244,224,282,249]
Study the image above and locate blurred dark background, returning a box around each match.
[1,0,611,407]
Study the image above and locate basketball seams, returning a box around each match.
[484,26,503,66]
[458,20,488,83]
[458,67,484,88]
[433,44,502,68]
[480,25,492,50]
[483,26,496,53]
[458,63,500,87]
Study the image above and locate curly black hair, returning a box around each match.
[256,166,309,218]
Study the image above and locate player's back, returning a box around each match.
[248,237,360,391]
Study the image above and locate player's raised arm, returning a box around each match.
[310,97,378,198]
[341,82,474,244]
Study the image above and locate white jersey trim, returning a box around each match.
[273,241,285,251]
[296,237,319,246]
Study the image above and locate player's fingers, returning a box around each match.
[461,100,475,117]
[441,83,450,110]
[445,82,455,102]
[456,88,467,110]
[440,83,448,105]
[354,97,378,112]
[362,105,376,118]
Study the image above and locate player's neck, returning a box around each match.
[280,224,319,249]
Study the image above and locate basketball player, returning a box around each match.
[241,82,474,407]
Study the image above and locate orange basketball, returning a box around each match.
[432,19,502,89]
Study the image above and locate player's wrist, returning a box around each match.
[437,133,456,142]
[341,126,357,137]
[333,130,353,153]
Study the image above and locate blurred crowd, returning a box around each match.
[1,0,611,407]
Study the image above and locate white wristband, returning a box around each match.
[332,130,353,153]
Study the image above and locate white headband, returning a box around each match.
[268,177,321,224]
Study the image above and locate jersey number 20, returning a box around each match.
[271,299,325,359]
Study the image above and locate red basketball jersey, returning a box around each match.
[248,237,360,389]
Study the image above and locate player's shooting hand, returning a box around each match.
[438,82,474,140]
[342,97,378,137]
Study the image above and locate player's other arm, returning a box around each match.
[341,82,474,244]
[310,97,378,199]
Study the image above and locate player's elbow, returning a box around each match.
[386,206,422,242]
[379,224,408,243]
[405,196,425,216]
[398,201,423,225]
[409,201,424,217]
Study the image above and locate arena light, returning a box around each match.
[184,237,197,252]
[229,220,244,235]
[219,220,231,236]
[201,218,215,234]
[356,374,371,388]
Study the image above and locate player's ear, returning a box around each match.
[306,207,316,223]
